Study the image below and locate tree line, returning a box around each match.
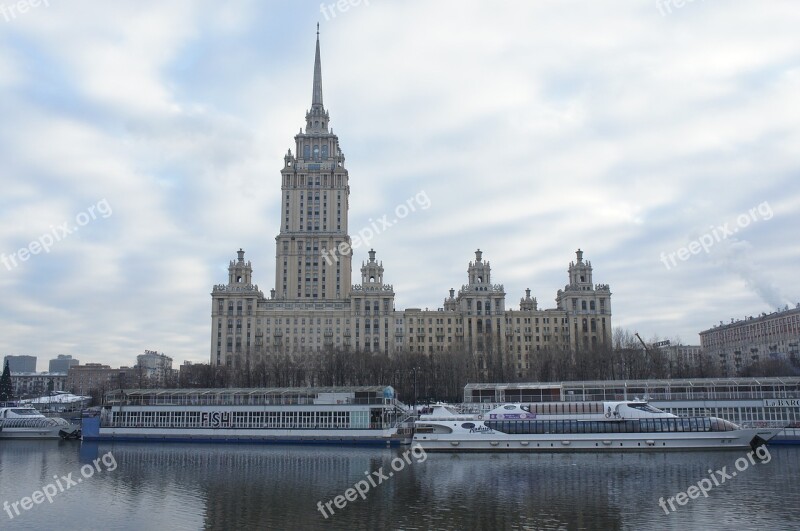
[90,328,799,406]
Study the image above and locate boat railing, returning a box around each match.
[472,391,798,403]
[561,392,798,402]
[106,396,397,407]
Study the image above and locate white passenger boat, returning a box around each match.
[413,401,781,452]
[0,406,81,439]
[82,386,414,446]
[464,378,800,444]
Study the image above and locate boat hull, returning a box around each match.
[81,419,412,446]
[0,426,71,439]
[414,428,779,452]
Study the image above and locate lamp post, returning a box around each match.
[411,366,420,417]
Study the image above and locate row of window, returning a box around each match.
[483,417,734,435]
[110,410,372,429]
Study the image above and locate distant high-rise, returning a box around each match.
[49,354,80,373]
[136,350,173,386]
[3,355,36,373]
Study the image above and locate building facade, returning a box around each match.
[66,364,135,395]
[136,350,174,386]
[210,32,613,378]
[3,355,37,373]
[49,354,80,373]
[10,372,66,399]
[700,305,800,374]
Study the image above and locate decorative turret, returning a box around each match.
[284,149,295,168]
[567,248,593,290]
[361,249,384,286]
[444,288,458,311]
[228,249,252,285]
[468,249,491,285]
[520,288,538,311]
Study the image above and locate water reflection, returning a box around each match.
[2,441,798,531]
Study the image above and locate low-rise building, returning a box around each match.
[10,372,67,399]
[66,364,135,395]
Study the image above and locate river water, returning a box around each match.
[0,441,797,530]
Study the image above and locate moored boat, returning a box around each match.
[413,400,781,452]
[0,406,81,440]
[464,378,800,444]
[82,386,414,446]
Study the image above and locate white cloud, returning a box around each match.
[1,0,798,369]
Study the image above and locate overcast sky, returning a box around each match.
[1,1,798,371]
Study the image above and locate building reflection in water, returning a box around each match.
[74,442,799,530]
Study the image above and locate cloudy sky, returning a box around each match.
[1,1,798,371]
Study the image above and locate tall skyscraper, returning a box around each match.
[275,29,352,301]
[210,31,612,378]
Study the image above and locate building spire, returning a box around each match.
[312,24,324,109]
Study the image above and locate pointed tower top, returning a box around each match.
[312,26,324,109]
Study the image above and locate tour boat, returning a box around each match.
[413,400,781,451]
[81,386,414,446]
[463,378,800,444]
[0,406,81,439]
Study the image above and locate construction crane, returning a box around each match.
[635,332,654,380]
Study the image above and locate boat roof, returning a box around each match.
[465,376,800,390]
[105,386,395,400]
[109,385,394,396]
[20,394,91,404]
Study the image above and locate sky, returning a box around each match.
[1,0,798,371]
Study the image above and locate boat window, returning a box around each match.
[10,409,39,416]
[627,403,664,414]
[461,422,475,429]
